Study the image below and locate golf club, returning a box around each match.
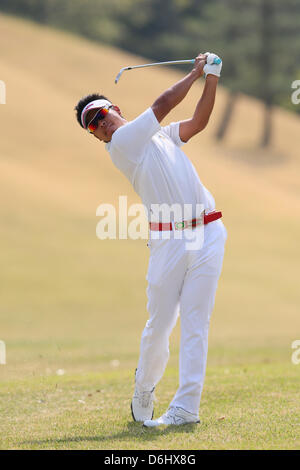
[115,57,222,84]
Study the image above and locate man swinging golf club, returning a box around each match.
[75,52,227,427]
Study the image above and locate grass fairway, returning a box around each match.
[0,364,299,450]
[0,13,300,449]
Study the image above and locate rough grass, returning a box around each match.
[1,362,299,450]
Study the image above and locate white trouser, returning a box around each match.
[135,219,227,416]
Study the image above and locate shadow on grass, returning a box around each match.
[22,421,200,447]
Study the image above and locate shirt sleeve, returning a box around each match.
[111,107,161,162]
[160,121,186,147]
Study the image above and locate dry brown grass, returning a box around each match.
[0,12,299,368]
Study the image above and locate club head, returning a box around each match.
[115,69,124,84]
[115,67,130,84]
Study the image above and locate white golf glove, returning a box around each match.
[203,52,222,78]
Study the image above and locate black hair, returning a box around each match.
[74,93,110,128]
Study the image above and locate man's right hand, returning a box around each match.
[192,53,208,79]
[192,53,207,78]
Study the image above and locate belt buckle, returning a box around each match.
[174,221,185,231]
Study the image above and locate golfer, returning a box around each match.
[75,53,227,427]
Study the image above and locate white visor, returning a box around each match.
[81,99,112,129]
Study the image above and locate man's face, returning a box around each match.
[86,106,125,143]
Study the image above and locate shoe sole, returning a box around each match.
[131,401,154,422]
[143,420,200,428]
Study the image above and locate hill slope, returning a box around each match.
[0,13,299,376]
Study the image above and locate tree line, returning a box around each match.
[1,0,299,146]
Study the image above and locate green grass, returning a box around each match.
[0,361,299,450]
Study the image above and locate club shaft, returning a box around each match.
[115,59,195,83]
[126,59,195,70]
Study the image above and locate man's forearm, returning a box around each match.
[179,74,219,142]
[193,75,218,129]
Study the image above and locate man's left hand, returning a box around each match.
[203,53,222,78]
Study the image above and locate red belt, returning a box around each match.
[149,211,222,231]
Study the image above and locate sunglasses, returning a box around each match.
[86,106,111,134]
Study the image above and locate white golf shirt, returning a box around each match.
[105,107,216,221]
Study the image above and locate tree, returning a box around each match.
[201,0,300,146]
